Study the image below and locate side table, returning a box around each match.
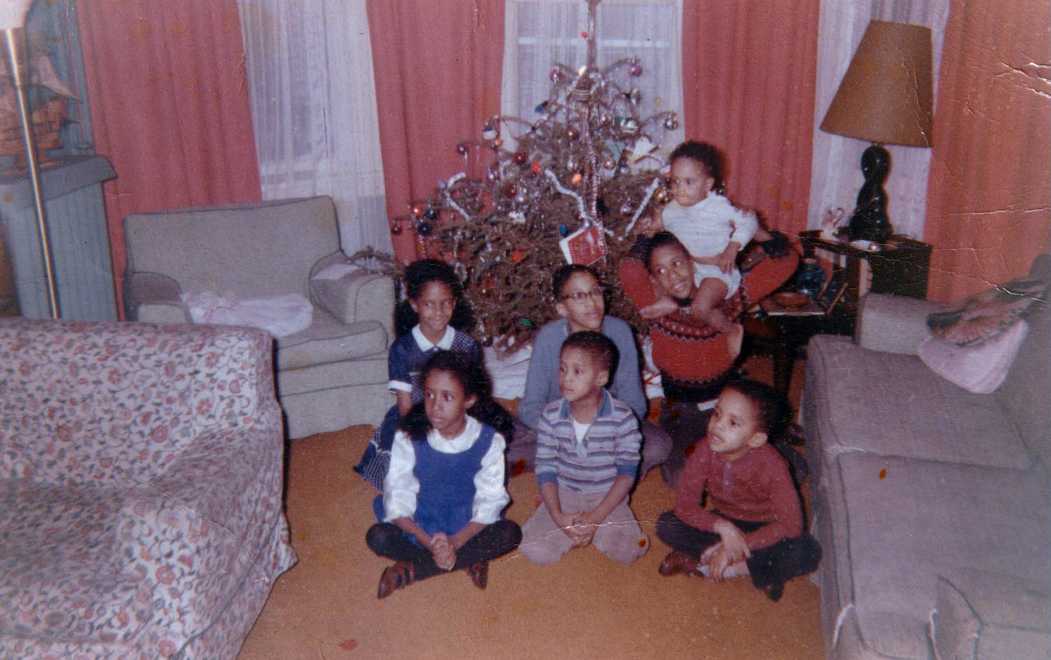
[745,231,932,394]
[744,312,852,395]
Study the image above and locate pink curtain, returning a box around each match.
[681,1,820,235]
[367,0,504,263]
[77,0,262,316]
[923,1,1051,302]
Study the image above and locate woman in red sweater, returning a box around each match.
[618,229,798,483]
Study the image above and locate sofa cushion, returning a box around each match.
[830,453,1050,659]
[995,288,1051,473]
[805,335,1034,471]
[276,355,387,396]
[930,573,1050,660]
[124,196,338,299]
[0,481,148,644]
[275,308,387,370]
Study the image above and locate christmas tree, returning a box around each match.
[393,1,681,346]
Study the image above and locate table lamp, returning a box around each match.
[2,0,59,318]
[820,20,933,243]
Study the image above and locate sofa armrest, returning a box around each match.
[856,293,945,355]
[309,252,395,338]
[124,271,189,323]
[116,421,289,640]
[930,572,1050,660]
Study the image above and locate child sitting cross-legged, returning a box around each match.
[656,379,821,601]
[365,351,521,599]
[519,331,649,565]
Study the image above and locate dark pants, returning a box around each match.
[656,511,821,590]
[365,520,522,582]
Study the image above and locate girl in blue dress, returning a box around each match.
[366,351,522,598]
[355,259,483,489]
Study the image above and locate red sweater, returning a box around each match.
[618,250,798,388]
[673,439,802,550]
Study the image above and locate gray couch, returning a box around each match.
[802,257,1050,659]
[123,196,395,439]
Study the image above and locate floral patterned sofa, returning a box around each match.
[0,319,297,658]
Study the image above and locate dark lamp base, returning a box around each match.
[847,143,893,243]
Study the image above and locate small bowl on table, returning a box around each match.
[772,291,811,309]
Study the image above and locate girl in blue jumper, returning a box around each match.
[355,259,483,489]
[366,351,522,599]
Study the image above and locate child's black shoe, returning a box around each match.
[658,551,700,577]
[377,561,415,599]
[762,581,785,602]
[466,561,489,590]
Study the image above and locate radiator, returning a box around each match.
[0,156,117,320]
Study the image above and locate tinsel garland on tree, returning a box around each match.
[392,5,680,346]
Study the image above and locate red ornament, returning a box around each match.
[513,151,528,165]
[580,31,588,39]
[531,161,542,174]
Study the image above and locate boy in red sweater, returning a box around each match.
[655,379,820,601]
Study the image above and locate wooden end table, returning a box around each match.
[744,231,931,394]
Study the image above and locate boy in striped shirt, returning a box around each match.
[519,331,649,565]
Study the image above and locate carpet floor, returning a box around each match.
[239,381,824,658]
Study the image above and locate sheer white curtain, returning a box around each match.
[807,0,949,239]
[237,0,392,255]
[501,0,684,157]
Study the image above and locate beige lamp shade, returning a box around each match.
[0,0,31,30]
[821,20,934,148]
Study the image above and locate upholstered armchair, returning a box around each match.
[123,196,395,438]
[0,319,296,658]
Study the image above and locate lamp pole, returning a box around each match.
[3,25,59,318]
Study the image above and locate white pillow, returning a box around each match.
[918,320,1028,394]
[182,291,313,338]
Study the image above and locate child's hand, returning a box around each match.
[554,510,583,543]
[429,533,456,571]
[703,544,735,581]
[713,519,751,565]
[569,514,597,547]
[714,244,737,273]
[640,296,680,319]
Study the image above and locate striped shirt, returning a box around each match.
[535,390,641,494]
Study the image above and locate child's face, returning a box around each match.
[410,281,456,341]
[558,347,609,405]
[670,157,715,207]
[423,369,476,439]
[555,272,605,333]
[648,243,695,301]
[707,388,768,461]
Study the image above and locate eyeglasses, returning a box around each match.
[562,288,605,303]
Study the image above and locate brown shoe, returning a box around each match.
[377,561,415,599]
[658,551,700,577]
[466,561,489,590]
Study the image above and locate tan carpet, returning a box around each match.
[239,369,823,659]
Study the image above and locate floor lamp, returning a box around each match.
[1,0,59,318]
